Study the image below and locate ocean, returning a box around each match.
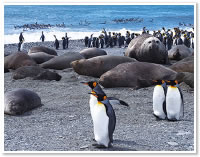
[4,5,194,44]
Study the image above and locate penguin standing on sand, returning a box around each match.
[88,92,116,148]
[166,80,184,121]
[152,80,167,120]
[54,35,59,49]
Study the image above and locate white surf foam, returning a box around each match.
[4,28,143,44]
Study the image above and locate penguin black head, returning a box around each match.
[166,80,178,86]
[153,80,165,85]
[81,81,98,89]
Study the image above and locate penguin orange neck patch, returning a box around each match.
[97,101,104,106]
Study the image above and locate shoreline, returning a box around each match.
[4,26,194,45]
[4,39,126,57]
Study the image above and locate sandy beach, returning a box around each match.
[4,39,194,151]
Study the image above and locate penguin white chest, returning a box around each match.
[89,95,98,119]
[93,103,109,147]
[153,85,166,119]
[166,87,182,120]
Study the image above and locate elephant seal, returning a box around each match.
[168,45,192,60]
[176,72,194,88]
[28,46,57,56]
[169,56,194,73]
[79,48,107,59]
[13,66,62,81]
[125,34,168,64]
[4,52,37,72]
[40,52,84,70]
[4,88,42,115]
[71,55,137,78]
[99,62,177,88]
[28,52,55,64]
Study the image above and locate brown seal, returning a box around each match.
[175,72,194,88]
[79,48,107,59]
[71,55,137,78]
[4,52,37,72]
[4,88,42,115]
[40,52,84,70]
[168,45,192,60]
[169,56,194,73]
[28,46,58,56]
[13,66,61,81]
[125,34,168,64]
[28,52,55,64]
[99,62,177,88]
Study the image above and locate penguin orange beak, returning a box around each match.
[80,82,88,85]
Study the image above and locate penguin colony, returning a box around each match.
[82,80,184,148]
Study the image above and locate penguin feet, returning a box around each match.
[92,143,107,149]
[153,114,166,120]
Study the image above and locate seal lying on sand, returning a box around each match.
[99,62,177,88]
[125,34,168,64]
[4,88,42,115]
[28,46,58,56]
[28,52,55,64]
[4,52,37,72]
[169,56,194,73]
[40,52,84,70]
[176,72,194,88]
[168,45,192,60]
[79,48,107,59]
[13,66,61,81]
[71,55,137,78]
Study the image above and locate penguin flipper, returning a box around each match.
[177,85,184,118]
[107,97,129,107]
[119,100,129,107]
[103,101,116,144]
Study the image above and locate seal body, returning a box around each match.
[71,55,137,78]
[80,48,107,59]
[40,52,84,70]
[175,72,194,88]
[4,88,42,115]
[170,56,194,73]
[28,46,57,56]
[168,45,192,60]
[28,52,55,64]
[13,66,61,81]
[4,52,37,72]
[125,34,168,64]
[99,62,177,88]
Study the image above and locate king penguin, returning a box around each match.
[81,81,129,107]
[88,92,116,148]
[166,80,184,121]
[152,80,167,120]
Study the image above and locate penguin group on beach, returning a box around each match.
[153,80,184,121]
[81,80,184,148]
